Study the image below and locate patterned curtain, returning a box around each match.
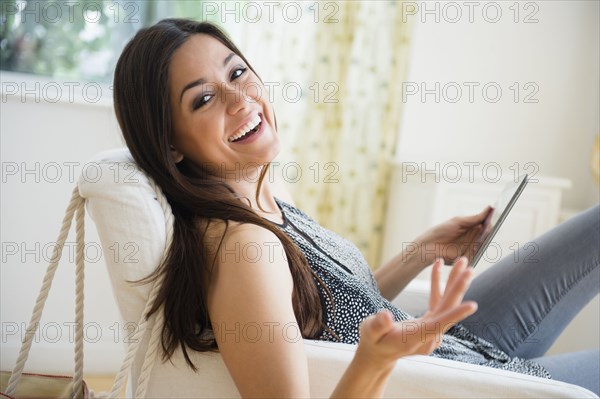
[223,1,414,267]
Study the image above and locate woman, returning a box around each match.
[113,19,600,397]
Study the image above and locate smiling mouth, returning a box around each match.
[229,114,263,143]
[230,121,262,143]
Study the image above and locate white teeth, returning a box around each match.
[229,114,261,142]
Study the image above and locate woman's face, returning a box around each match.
[168,34,279,179]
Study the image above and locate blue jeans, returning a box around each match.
[462,204,600,396]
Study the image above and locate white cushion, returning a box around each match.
[78,148,598,398]
[78,148,165,326]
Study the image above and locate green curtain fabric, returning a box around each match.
[224,1,414,267]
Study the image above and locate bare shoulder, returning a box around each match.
[202,219,288,267]
[201,219,308,397]
[203,217,295,315]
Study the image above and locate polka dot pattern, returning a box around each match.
[274,198,551,379]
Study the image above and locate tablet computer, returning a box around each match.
[471,174,529,268]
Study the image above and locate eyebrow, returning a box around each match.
[179,52,236,104]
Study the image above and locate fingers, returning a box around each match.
[462,225,483,259]
[461,206,493,226]
[428,301,477,326]
[438,258,473,311]
[384,318,442,356]
[466,222,484,241]
[370,257,477,360]
[360,310,394,344]
[384,298,477,358]
[423,257,476,334]
[427,301,478,335]
[477,206,494,223]
[429,258,443,310]
[445,257,469,291]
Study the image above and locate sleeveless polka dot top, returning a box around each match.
[273,198,551,379]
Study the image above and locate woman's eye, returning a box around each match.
[192,94,213,110]
[231,67,247,80]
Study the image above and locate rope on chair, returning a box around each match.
[134,179,174,398]
[109,178,174,399]
[134,307,165,398]
[5,174,173,399]
[107,279,161,398]
[73,197,86,397]
[5,186,85,398]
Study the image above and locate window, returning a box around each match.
[0,0,214,82]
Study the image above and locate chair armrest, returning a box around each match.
[304,341,598,398]
[142,339,597,398]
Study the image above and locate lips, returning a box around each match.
[229,113,262,143]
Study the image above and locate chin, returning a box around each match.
[260,146,280,165]
[261,129,281,161]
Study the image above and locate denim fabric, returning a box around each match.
[534,349,600,396]
[462,204,600,394]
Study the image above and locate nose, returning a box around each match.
[222,81,252,115]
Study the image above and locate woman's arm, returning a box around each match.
[374,245,426,301]
[375,207,493,301]
[207,224,309,397]
[208,224,476,398]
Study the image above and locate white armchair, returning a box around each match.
[78,148,598,398]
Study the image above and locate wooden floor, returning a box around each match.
[85,375,125,396]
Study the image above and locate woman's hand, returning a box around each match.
[335,258,477,398]
[356,257,478,368]
[413,206,494,266]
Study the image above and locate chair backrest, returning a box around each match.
[78,148,165,326]
[78,148,243,397]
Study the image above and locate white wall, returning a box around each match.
[1,0,598,374]
[396,0,600,211]
[392,0,599,356]
[0,75,126,373]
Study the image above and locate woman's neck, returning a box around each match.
[224,166,282,224]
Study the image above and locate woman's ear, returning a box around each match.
[170,146,184,163]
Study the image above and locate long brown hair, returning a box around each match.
[113,19,324,370]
